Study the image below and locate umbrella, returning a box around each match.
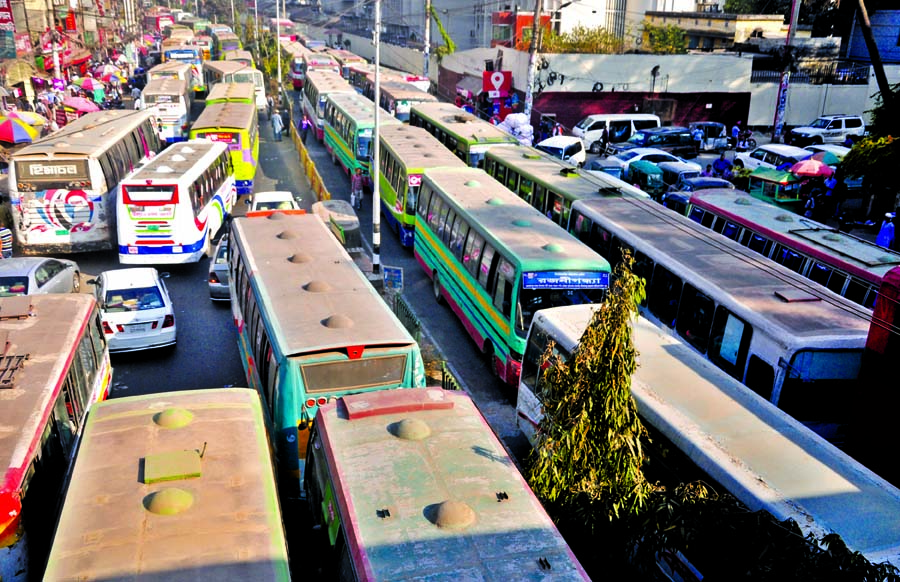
[74,77,105,92]
[790,158,835,178]
[7,111,47,126]
[0,117,40,144]
[100,72,126,84]
[63,96,100,112]
[810,150,842,165]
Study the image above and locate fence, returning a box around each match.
[750,64,870,85]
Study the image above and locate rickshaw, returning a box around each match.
[748,166,808,214]
[629,160,666,200]
[690,121,728,153]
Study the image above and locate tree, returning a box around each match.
[644,24,688,54]
[428,5,455,63]
[526,255,655,535]
[538,25,622,54]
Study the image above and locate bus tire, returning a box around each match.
[432,271,443,304]
[483,342,499,378]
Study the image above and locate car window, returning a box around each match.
[845,118,862,128]
[633,120,658,130]
[750,149,767,161]
[34,264,51,287]
[105,286,164,312]
[215,243,228,264]
[826,120,840,130]
[588,120,603,131]
[564,142,582,157]
[616,151,639,162]
[609,121,631,141]
[45,259,63,278]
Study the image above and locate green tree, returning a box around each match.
[526,255,655,533]
[644,24,688,54]
[428,5,455,63]
[539,25,622,54]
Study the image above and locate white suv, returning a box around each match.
[733,144,813,172]
[788,114,865,146]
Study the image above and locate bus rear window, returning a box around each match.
[300,354,408,393]
[123,185,177,204]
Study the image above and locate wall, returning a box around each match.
[847,10,900,64]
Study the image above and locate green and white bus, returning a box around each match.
[377,124,466,247]
[409,101,519,168]
[484,144,648,228]
[228,212,426,496]
[323,92,399,186]
[414,166,611,387]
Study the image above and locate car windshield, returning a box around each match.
[809,119,830,129]
[626,131,650,146]
[257,201,295,210]
[535,144,563,159]
[615,151,640,162]
[0,277,29,296]
[105,287,164,312]
[575,118,591,130]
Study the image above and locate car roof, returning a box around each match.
[102,268,159,288]
[617,147,675,157]
[657,161,697,170]
[683,177,732,187]
[536,135,581,147]
[637,126,690,134]
[0,257,50,275]
[753,144,812,156]
[252,191,294,202]
[804,144,850,155]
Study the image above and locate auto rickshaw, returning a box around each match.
[748,167,808,214]
[629,160,666,200]
[690,121,728,153]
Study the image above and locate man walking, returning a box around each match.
[731,121,741,149]
[350,168,364,210]
[271,109,284,142]
[0,221,13,259]
[692,125,704,156]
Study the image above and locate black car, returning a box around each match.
[670,176,736,193]
[608,126,698,159]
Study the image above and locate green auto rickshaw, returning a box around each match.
[629,160,666,200]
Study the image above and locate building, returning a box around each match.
[642,10,802,51]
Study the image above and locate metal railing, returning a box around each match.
[750,64,870,85]
[441,361,464,392]
[392,293,421,344]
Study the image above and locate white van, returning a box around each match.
[572,113,661,154]
[534,135,587,167]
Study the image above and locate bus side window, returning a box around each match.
[688,207,704,224]
[506,169,518,193]
[610,238,633,269]
[808,262,833,287]
[843,278,869,306]
[720,221,740,241]
[477,245,497,292]
[464,232,485,277]
[427,197,443,231]
[494,164,507,185]
[417,185,432,218]
[647,265,682,328]
[532,185,547,215]
[521,326,550,391]
[700,210,715,229]
[520,177,534,205]
[676,284,715,354]
[708,307,752,380]
[772,245,805,273]
[448,216,464,258]
[442,211,456,246]
[745,355,775,401]
[99,154,117,192]
[436,203,451,240]
[492,257,515,318]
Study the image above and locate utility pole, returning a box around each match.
[276,0,282,97]
[372,0,382,277]
[230,0,235,29]
[771,0,800,142]
[423,0,430,78]
[523,0,542,121]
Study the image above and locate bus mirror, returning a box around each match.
[86,278,98,286]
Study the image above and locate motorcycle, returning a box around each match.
[735,129,757,151]
[100,98,125,110]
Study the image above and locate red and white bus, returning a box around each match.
[0,294,111,582]
[685,189,900,309]
[144,11,175,33]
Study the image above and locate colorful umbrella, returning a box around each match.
[63,96,100,112]
[74,77,105,92]
[0,117,40,143]
[7,111,48,126]
[99,72,126,84]
[790,158,835,178]
[810,150,842,166]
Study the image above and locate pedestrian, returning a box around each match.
[350,167,364,210]
[731,121,741,149]
[803,194,815,219]
[551,122,564,136]
[131,85,141,100]
[300,114,311,143]
[266,94,274,120]
[271,109,284,142]
[692,125,704,156]
[701,164,713,177]
[0,221,12,259]
[599,126,609,154]
[876,213,895,248]
[712,152,731,177]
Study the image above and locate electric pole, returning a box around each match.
[372,0,382,276]
[856,0,893,109]
[423,0,430,78]
[523,0,542,121]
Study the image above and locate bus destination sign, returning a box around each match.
[523,271,610,290]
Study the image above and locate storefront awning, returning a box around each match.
[456,75,482,99]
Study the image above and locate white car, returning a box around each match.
[606,148,700,181]
[249,190,301,211]
[733,144,813,172]
[533,136,587,167]
[0,257,81,296]
[89,268,176,353]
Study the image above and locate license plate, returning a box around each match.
[125,323,152,333]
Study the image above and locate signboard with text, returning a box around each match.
[482,70,512,99]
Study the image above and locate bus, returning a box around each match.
[228,212,426,495]
[378,80,437,123]
[306,388,591,581]
[280,40,306,89]
[144,11,174,33]
[323,47,366,79]
[212,30,241,59]
[484,144,648,228]
[201,60,266,112]
[161,44,204,96]
[323,92,400,182]
[289,43,341,91]
[192,34,212,60]
[43,388,291,582]
[189,102,259,196]
[296,32,326,50]
[204,81,256,105]
[684,189,900,310]
[518,306,900,575]
[0,294,111,582]
[140,76,191,143]
[117,140,235,264]
[376,124,466,247]
[361,69,429,101]
[147,60,200,96]
[223,48,255,67]
[567,195,872,443]
[9,110,162,254]
[300,70,355,142]
[415,166,611,386]
[410,101,519,168]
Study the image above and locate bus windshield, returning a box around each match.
[357,133,372,160]
[516,285,606,337]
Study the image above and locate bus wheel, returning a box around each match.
[483,342,499,378]
[432,271,443,304]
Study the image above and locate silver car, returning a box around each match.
[208,237,230,301]
[0,257,81,296]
